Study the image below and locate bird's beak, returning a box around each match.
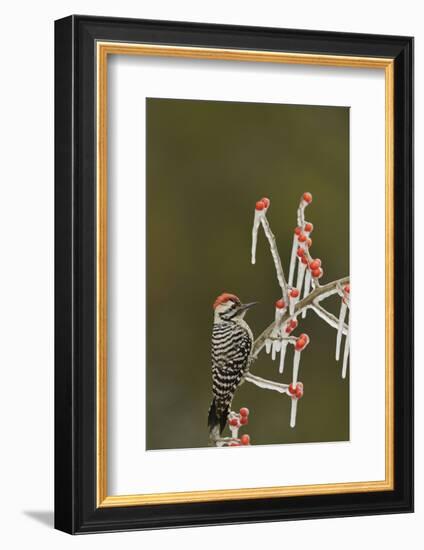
[238,301,259,312]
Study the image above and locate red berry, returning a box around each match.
[290,288,300,298]
[229,418,239,427]
[309,259,321,270]
[285,326,292,334]
[295,334,309,350]
[290,320,298,329]
[240,416,248,425]
[255,201,265,211]
[239,407,249,417]
[240,434,250,445]
[295,338,306,350]
[312,268,322,278]
[297,247,305,258]
[303,192,313,203]
[294,226,302,235]
[344,284,350,294]
[301,256,308,265]
[275,299,285,309]
[295,386,304,399]
[298,233,307,243]
[261,197,270,208]
[288,383,297,395]
[304,222,314,232]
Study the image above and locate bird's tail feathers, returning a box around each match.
[208,398,228,441]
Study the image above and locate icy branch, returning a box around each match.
[251,276,350,358]
[244,372,289,394]
[310,303,348,335]
[215,192,350,445]
[260,215,289,302]
[251,199,289,303]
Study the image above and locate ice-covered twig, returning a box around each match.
[259,213,288,303]
[302,270,311,319]
[296,261,306,294]
[251,202,266,265]
[288,287,300,316]
[251,276,349,358]
[251,198,288,303]
[310,303,348,334]
[244,372,289,394]
[288,232,298,286]
[289,335,309,427]
[297,193,312,227]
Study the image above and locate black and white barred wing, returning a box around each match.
[210,322,252,428]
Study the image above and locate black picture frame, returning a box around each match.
[55,14,414,534]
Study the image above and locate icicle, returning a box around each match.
[279,340,288,374]
[289,289,299,316]
[251,208,263,264]
[342,322,350,379]
[271,340,281,360]
[265,338,272,354]
[288,235,297,286]
[273,300,286,328]
[292,349,301,386]
[335,300,347,360]
[302,270,311,319]
[270,301,285,361]
[296,261,306,296]
[290,350,301,428]
[290,398,298,428]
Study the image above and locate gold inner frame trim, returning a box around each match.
[96,42,395,508]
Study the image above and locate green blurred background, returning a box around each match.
[146,98,349,450]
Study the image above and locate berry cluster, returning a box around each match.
[227,408,251,447]
[255,197,270,211]
[288,382,304,399]
[292,193,325,282]
[284,319,298,334]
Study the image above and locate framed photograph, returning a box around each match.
[54,15,413,534]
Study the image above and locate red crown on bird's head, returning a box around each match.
[213,293,241,310]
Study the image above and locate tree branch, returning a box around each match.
[260,215,289,303]
[310,303,349,335]
[244,372,289,394]
[251,276,350,357]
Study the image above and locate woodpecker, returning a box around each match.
[208,292,257,441]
